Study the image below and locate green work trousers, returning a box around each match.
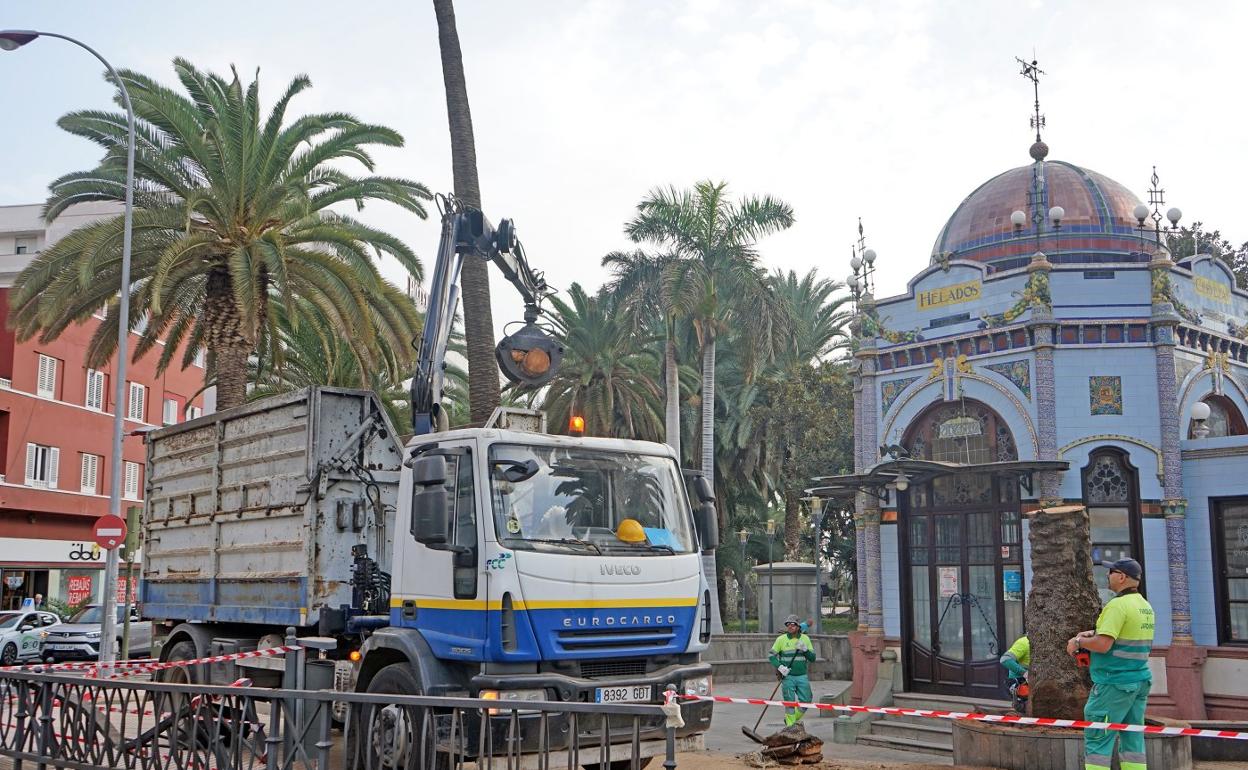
[781,673,812,726]
[1083,680,1150,770]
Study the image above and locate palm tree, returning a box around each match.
[602,249,683,456]
[625,180,794,633]
[8,59,430,410]
[250,286,422,431]
[433,0,498,425]
[765,269,852,553]
[541,283,665,440]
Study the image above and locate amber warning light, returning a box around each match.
[568,415,585,435]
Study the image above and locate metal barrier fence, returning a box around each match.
[0,669,696,770]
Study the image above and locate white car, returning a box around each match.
[0,610,61,665]
[39,605,152,663]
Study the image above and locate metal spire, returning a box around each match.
[1016,56,1046,143]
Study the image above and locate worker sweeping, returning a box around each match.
[769,615,816,726]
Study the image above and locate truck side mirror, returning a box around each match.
[411,456,449,546]
[696,501,719,550]
[691,476,714,503]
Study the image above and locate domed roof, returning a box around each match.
[932,160,1155,268]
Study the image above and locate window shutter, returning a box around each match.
[80,454,97,494]
[86,370,103,410]
[25,444,36,484]
[129,383,145,421]
[37,355,56,397]
[124,461,140,499]
[47,448,59,489]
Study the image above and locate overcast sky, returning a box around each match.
[2,0,1244,337]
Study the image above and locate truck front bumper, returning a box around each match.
[466,661,713,753]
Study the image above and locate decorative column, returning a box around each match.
[1151,249,1207,720]
[854,510,867,631]
[1025,252,1062,505]
[855,336,884,637]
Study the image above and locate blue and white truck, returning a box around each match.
[139,197,717,766]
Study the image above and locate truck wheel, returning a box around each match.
[348,663,444,770]
[158,641,198,685]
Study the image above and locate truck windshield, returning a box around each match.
[489,444,695,554]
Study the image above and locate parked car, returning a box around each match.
[39,605,152,662]
[0,610,61,665]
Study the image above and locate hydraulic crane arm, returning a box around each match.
[409,195,563,435]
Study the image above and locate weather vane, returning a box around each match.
[1016,56,1046,143]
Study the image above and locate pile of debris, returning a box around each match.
[743,724,824,767]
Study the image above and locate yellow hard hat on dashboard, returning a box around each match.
[616,518,647,543]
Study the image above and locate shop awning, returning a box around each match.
[805,459,1070,501]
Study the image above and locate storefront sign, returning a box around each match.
[116,576,138,604]
[1195,275,1232,304]
[0,537,140,566]
[939,566,959,598]
[938,416,982,439]
[67,575,94,605]
[917,279,982,311]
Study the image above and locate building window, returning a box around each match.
[1213,498,1248,644]
[37,355,57,399]
[80,454,99,495]
[123,461,140,500]
[1082,448,1142,605]
[127,382,146,422]
[186,405,202,421]
[193,348,206,369]
[163,398,179,426]
[85,369,106,411]
[24,444,59,489]
[14,237,34,255]
[1190,395,1248,439]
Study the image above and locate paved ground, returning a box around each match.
[701,680,955,764]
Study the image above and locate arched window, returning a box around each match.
[1189,394,1248,439]
[1081,448,1143,605]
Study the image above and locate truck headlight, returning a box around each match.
[684,675,712,697]
[479,688,547,714]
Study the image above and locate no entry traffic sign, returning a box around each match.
[93,514,127,550]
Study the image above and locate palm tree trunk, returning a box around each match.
[433,0,498,425]
[783,486,800,558]
[1025,506,1102,718]
[664,334,680,458]
[203,270,251,411]
[700,338,724,634]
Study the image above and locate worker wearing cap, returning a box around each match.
[769,615,816,726]
[1066,558,1155,770]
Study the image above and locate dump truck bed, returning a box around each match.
[140,387,403,628]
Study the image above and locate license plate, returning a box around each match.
[594,685,651,703]
[46,645,75,651]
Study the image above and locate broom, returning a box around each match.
[741,646,802,744]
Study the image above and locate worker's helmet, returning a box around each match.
[616,518,647,543]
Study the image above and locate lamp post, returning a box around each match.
[804,496,825,635]
[1,30,136,673]
[737,529,748,633]
[765,519,776,633]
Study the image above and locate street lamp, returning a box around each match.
[1,29,137,672]
[804,496,825,635]
[737,529,749,633]
[765,519,776,634]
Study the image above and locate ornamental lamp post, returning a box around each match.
[765,519,776,633]
[804,496,825,635]
[0,29,137,674]
[737,529,748,632]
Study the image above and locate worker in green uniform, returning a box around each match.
[769,615,816,726]
[1067,558,1155,770]
[1000,635,1031,711]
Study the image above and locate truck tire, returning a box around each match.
[347,663,445,770]
[158,640,198,685]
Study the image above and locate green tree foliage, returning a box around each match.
[541,283,667,440]
[9,59,429,409]
[1165,223,1248,288]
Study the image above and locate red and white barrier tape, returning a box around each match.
[672,692,1248,741]
[1,658,158,672]
[90,645,300,679]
